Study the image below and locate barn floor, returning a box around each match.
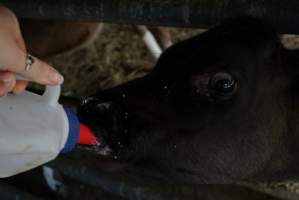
[6,20,299,200]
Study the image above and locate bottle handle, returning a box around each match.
[16,74,61,106]
[42,85,61,106]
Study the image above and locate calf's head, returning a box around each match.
[79,17,299,183]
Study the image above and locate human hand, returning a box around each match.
[0,6,64,95]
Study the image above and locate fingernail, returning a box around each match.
[50,69,64,85]
[1,79,12,89]
[0,80,11,95]
[2,78,11,84]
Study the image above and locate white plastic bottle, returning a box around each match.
[0,85,96,178]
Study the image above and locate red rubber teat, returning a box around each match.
[78,123,98,145]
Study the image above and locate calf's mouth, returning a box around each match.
[78,95,131,159]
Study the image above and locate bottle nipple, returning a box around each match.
[78,123,97,145]
[62,107,98,153]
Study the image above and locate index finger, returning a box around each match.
[2,45,64,85]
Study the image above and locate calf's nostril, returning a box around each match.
[80,97,113,116]
[96,102,112,112]
[80,97,97,106]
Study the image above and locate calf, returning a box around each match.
[79,17,299,184]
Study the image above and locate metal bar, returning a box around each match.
[1,0,299,33]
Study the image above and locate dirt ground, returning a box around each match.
[20,21,299,199]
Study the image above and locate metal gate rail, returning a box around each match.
[2,0,299,33]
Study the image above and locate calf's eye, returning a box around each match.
[209,72,237,97]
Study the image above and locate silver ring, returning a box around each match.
[24,54,34,71]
